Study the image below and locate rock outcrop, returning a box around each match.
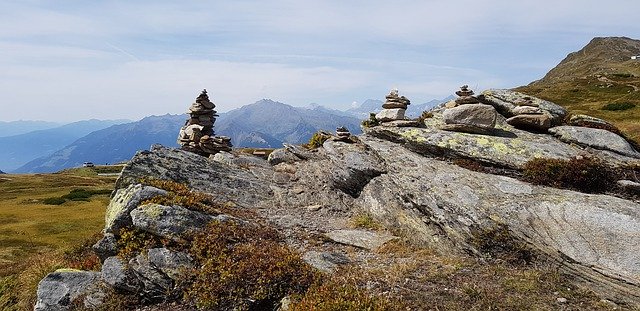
[35,89,640,309]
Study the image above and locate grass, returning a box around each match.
[0,171,116,310]
[515,73,640,142]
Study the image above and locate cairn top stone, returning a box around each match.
[456,85,474,97]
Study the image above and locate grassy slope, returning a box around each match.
[516,71,640,141]
[0,168,118,266]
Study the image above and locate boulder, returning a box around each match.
[92,233,117,261]
[101,256,141,293]
[104,184,167,233]
[302,251,350,272]
[506,114,552,131]
[549,126,640,158]
[130,203,215,241]
[115,145,272,206]
[147,248,195,280]
[325,229,398,250]
[375,108,406,122]
[35,270,103,311]
[480,89,567,125]
[512,106,543,115]
[443,104,497,129]
[268,148,303,166]
[355,135,640,304]
[129,253,174,299]
[568,114,616,129]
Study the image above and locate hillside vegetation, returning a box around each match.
[0,168,118,310]
[516,36,640,141]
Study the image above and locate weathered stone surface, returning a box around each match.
[506,114,552,131]
[322,140,386,197]
[92,233,117,261]
[212,151,269,168]
[130,204,215,240]
[443,104,497,129]
[549,126,640,158]
[568,114,616,129]
[376,108,406,122]
[618,180,640,194]
[129,252,174,299]
[512,106,543,115]
[268,148,303,166]
[115,145,272,206]
[101,256,141,293]
[303,251,350,272]
[104,184,167,233]
[355,135,640,304]
[325,229,398,250]
[35,270,103,311]
[480,89,567,125]
[147,248,195,280]
[439,123,494,135]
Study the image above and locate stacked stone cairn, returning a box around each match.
[334,126,352,142]
[504,97,551,132]
[177,89,232,156]
[375,89,410,122]
[441,85,497,135]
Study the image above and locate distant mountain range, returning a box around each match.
[9,96,451,173]
[0,120,61,137]
[14,100,363,173]
[0,119,129,172]
[345,97,454,119]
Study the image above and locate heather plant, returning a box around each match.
[522,157,615,193]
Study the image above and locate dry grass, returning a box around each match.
[0,172,116,311]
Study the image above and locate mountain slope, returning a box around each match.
[16,100,363,172]
[516,36,640,140]
[0,119,129,172]
[215,99,362,148]
[0,120,61,137]
[14,115,184,173]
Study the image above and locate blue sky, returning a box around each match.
[1,0,639,122]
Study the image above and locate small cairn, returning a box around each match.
[441,85,497,135]
[177,89,232,156]
[334,126,352,142]
[376,89,410,122]
[505,96,551,131]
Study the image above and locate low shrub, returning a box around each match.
[184,221,317,310]
[290,277,400,311]
[361,112,380,128]
[42,197,66,205]
[116,228,163,259]
[522,157,616,193]
[64,233,103,271]
[452,158,486,172]
[351,213,381,230]
[601,102,636,111]
[470,224,534,265]
[306,131,331,149]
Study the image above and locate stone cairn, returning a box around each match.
[441,85,497,135]
[177,89,232,156]
[504,96,551,132]
[334,126,352,142]
[375,89,410,122]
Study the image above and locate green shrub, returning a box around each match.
[306,131,331,149]
[522,157,615,193]
[184,221,317,310]
[601,102,636,111]
[116,228,163,259]
[361,112,380,128]
[42,197,66,205]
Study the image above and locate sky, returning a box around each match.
[1,0,639,122]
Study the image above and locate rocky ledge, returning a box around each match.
[35,90,640,310]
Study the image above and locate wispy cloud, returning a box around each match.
[0,0,639,121]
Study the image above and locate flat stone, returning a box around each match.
[130,203,215,240]
[376,108,406,122]
[303,251,350,272]
[101,256,141,293]
[506,114,551,131]
[325,229,398,250]
[443,104,497,129]
[382,102,407,109]
[35,270,103,311]
[549,126,640,158]
[512,106,543,115]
